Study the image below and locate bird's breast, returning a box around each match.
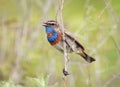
[47,33,52,37]
[47,32,62,46]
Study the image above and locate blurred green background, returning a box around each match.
[0,0,120,87]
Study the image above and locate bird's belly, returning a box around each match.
[54,41,73,53]
[54,41,63,52]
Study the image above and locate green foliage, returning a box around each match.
[0,75,57,87]
[0,0,120,87]
[0,79,22,87]
[25,75,49,87]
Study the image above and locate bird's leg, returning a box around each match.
[63,53,70,76]
[63,68,69,76]
[62,37,70,76]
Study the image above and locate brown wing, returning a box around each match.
[64,31,95,63]
[64,31,85,51]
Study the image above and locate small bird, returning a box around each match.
[43,20,95,63]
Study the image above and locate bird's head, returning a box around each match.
[43,20,59,33]
[43,20,58,27]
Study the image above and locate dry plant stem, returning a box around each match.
[103,0,120,54]
[103,0,119,24]
[0,17,7,63]
[87,64,92,87]
[22,0,32,43]
[57,0,68,73]
[63,76,67,87]
[57,0,68,87]
[84,0,90,17]
[103,74,120,87]
[111,36,120,55]
[84,1,92,87]
[11,0,32,83]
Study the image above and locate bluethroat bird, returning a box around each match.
[43,20,95,63]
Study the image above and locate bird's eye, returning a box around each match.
[51,23,55,25]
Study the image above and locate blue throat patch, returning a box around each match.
[45,26,58,42]
[45,26,54,33]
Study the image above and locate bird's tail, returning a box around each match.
[78,51,95,63]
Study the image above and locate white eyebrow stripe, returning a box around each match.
[48,21,56,24]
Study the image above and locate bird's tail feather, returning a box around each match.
[78,51,95,63]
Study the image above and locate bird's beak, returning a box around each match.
[42,22,47,26]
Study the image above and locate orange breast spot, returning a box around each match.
[50,32,62,45]
[47,33,52,37]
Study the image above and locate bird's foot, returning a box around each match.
[63,68,70,76]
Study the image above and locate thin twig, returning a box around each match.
[103,74,120,87]
[0,17,7,63]
[103,0,120,25]
[84,1,92,87]
[96,0,111,20]
[111,36,120,55]
[21,0,32,43]
[84,0,90,18]
[57,0,69,87]
[87,64,92,87]
[11,0,32,83]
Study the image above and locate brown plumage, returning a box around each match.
[64,32,95,63]
[43,20,95,63]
